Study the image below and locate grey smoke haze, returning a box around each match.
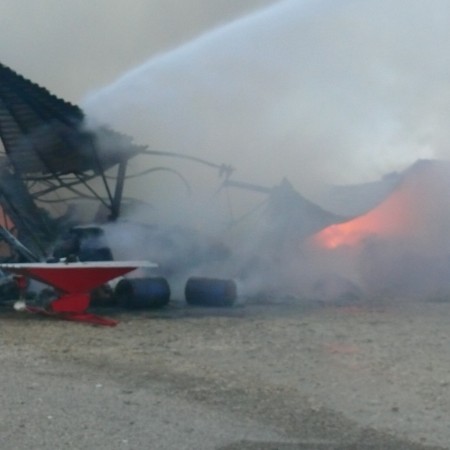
[83,0,450,201]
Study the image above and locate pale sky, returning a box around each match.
[0,0,278,102]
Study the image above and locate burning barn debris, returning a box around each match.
[211,160,450,303]
[0,62,230,264]
[0,61,239,313]
[1,59,450,314]
[0,62,144,258]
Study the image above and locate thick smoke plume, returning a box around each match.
[84,0,450,194]
[83,0,450,301]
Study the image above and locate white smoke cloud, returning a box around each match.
[83,0,450,200]
[79,0,450,301]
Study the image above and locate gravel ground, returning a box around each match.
[0,297,448,449]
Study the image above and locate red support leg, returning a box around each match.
[25,292,119,326]
[49,292,90,314]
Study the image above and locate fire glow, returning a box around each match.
[313,187,413,250]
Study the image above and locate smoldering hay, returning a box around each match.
[309,161,450,299]
[83,0,450,300]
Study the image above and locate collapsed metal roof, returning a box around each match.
[0,62,145,256]
[0,62,139,175]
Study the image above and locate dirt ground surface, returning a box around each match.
[0,296,449,449]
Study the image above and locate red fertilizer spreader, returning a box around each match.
[0,260,156,326]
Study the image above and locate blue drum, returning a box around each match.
[185,277,237,307]
[115,277,170,309]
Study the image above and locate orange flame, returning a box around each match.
[313,188,413,249]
